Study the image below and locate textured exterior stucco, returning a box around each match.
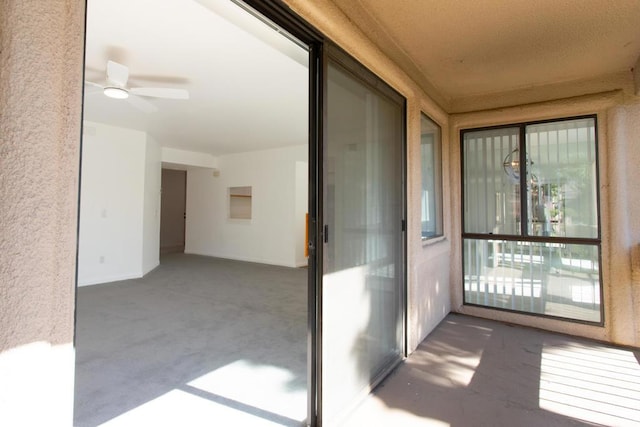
[451,70,635,114]
[1,0,84,349]
[634,55,640,96]
[318,0,640,113]
[0,0,85,424]
[450,91,640,347]
[607,101,640,345]
[282,0,452,352]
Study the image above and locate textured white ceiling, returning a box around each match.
[84,0,308,155]
[85,0,640,140]
[332,0,640,110]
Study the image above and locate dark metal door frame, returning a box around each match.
[234,2,407,425]
[321,41,407,425]
[237,2,324,424]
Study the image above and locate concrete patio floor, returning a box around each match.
[344,314,640,427]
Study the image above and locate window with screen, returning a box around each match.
[421,113,443,240]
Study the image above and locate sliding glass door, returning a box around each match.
[461,117,602,323]
[321,45,405,424]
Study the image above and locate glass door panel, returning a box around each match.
[322,48,405,423]
[526,118,598,238]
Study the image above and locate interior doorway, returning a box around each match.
[160,169,186,255]
[75,0,311,425]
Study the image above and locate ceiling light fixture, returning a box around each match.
[503,148,537,185]
[503,148,521,182]
[103,86,129,99]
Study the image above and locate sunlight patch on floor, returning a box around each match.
[188,360,307,423]
[539,343,640,425]
[98,388,285,427]
[98,360,306,426]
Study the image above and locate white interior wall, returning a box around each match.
[79,122,306,285]
[142,135,161,274]
[78,121,160,286]
[185,144,308,267]
[161,147,219,170]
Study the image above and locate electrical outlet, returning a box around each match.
[99,256,105,264]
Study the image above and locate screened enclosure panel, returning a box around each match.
[322,59,404,423]
[463,239,601,322]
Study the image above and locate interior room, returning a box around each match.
[74,0,309,425]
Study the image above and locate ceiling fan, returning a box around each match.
[85,60,189,113]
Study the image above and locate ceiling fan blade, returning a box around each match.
[130,87,189,100]
[106,60,129,86]
[127,94,158,113]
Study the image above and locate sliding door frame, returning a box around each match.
[238,2,324,424]
[237,2,407,425]
[320,41,407,425]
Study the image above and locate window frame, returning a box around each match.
[460,114,604,325]
[420,112,444,242]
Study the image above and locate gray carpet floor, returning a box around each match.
[74,254,308,427]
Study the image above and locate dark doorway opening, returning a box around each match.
[160,169,186,255]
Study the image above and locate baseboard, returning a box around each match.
[77,271,143,287]
[160,245,184,255]
[184,250,298,268]
[142,260,160,276]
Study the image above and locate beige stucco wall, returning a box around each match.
[0,0,85,424]
[607,100,640,346]
[283,0,453,351]
[450,90,640,348]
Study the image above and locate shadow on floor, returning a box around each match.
[345,313,640,427]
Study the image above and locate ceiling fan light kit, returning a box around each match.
[85,60,189,112]
[103,87,129,99]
